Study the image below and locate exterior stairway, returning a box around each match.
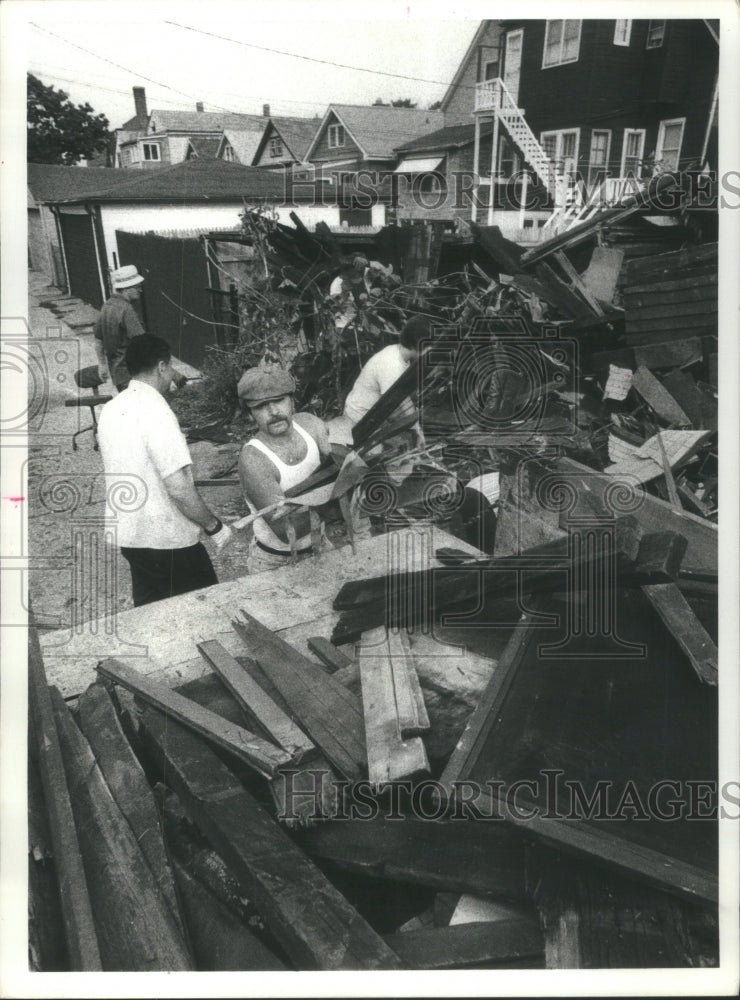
[474,78,566,205]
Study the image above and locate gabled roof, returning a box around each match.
[306,104,445,161]
[440,21,491,112]
[118,112,149,133]
[52,157,293,203]
[147,109,267,134]
[395,123,492,154]
[253,116,319,164]
[217,127,266,164]
[27,163,136,205]
[186,136,221,159]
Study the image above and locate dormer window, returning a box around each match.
[222,143,234,162]
[328,124,345,148]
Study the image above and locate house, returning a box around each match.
[392,123,493,225]
[251,117,319,170]
[304,104,445,183]
[114,87,271,169]
[48,157,356,307]
[440,18,719,235]
[27,163,133,285]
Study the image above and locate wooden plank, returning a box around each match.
[178,668,340,826]
[96,658,294,779]
[358,628,430,784]
[661,370,717,430]
[641,583,718,686]
[197,639,314,756]
[626,315,716,336]
[605,429,712,485]
[554,250,605,315]
[138,705,404,969]
[439,593,718,906]
[630,366,691,426]
[383,920,545,969]
[307,636,354,673]
[28,624,102,971]
[49,687,193,970]
[622,270,718,296]
[528,848,714,968]
[556,456,717,576]
[171,858,287,971]
[386,629,430,736]
[622,241,717,279]
[232,611,367,781]
[77,683,187,940]
[632,337,704,369]
[296,814,527,900]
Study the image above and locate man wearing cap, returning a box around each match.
[98,334,233,606]
[237,366,332,574]
[94,265,146,393]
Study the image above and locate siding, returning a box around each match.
[310,112,363,163]
[444,21,504,126]
[509,19,717,176]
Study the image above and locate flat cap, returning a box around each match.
[237,366,296,404]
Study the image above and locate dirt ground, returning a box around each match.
[25,270,350,631]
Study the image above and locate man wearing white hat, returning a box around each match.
[237,365,332,574]
[94,264,146,393]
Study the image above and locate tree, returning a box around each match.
[390,98,417,108]
[27,73,112,165]
[428,100,443,111]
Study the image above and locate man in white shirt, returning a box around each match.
[237,366,332,574]
[98,334,232,606]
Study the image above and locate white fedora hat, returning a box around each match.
[111,264,144,289]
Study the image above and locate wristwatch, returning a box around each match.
[204,518,223,536]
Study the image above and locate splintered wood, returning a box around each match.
[358,626,430,785]
[96,657,294,779]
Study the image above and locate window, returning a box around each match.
[646,20,665,49]
[613,20,632,46]
[498,136,522,179]
[655,118,685,171]
[269,137,284,158]
[542,20,581,67]
[483,59,499,81]
[142,142,160,161]
[541,128,580,178]
[222,143,234,162]
[620,129,646,176]
[588,129,612,184]
[328,124,345,148]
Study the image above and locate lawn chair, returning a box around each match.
[64,365,113,451]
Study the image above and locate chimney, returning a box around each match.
[133,86,147,120]
[263,104,270,117]
[196,102,204,113]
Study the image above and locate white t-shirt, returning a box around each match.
[343,343,410,424]
[98,379,199,549]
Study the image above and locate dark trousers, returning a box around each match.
[121,542,218,607]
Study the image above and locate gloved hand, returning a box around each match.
[98,365,109,383]
[210,523,234,551]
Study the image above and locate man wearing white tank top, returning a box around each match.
[237,366,332,574]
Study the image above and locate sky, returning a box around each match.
[19,0,483,129]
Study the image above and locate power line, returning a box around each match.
[164,20,459,90]
[29,22,242,113]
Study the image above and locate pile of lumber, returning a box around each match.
[30,496,718,969]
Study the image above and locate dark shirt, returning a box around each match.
[94,293,145,387]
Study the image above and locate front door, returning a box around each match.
[503,29,523,103]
